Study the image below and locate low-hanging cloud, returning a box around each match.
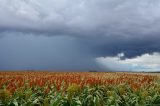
[96,52,160,71]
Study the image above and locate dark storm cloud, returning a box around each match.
[0,32,102,71]
[1,0,160,70]
[83,35,160,58]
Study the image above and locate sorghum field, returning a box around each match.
[0,72,160,106]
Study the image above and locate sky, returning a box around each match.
[0,0,160,71]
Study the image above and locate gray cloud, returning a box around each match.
[0,0,160,70]
[1,0,160,37]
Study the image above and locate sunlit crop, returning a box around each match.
[0,72,160,106]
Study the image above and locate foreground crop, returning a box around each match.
[0,72,160,106]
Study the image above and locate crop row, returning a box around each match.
[0,72,160,106]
